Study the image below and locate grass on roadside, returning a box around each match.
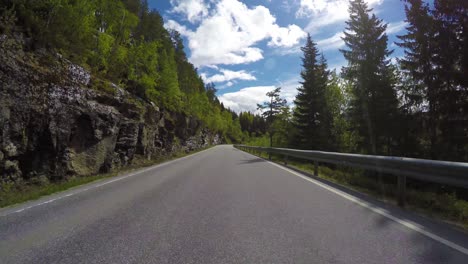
[250,150,468,229]
[0,146,212,208]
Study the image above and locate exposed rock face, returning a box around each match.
[0,33,221,186]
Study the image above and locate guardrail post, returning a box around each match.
[314,160,318,176]
[269,152,272,160]
[397,175,406,207]
[284,155,288,165]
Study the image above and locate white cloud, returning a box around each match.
[218,76,301,113]
[274,45,302,55]
[269,24,306,47]
[316,32,345,51]
[170,0,209,23]
[276,76,301,104]
[219,86,275,113]
[165,19,191,35]
[298,0,384,33]
[204,64,219,70]
[201,69,257,83]
[386,21,408,35]
[275,31,345,55]
[166,0,306,67]
[297,0,328,16]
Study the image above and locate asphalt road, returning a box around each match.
[1,145,468,263]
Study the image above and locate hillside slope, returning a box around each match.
[0,33,220,186]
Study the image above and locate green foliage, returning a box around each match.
[325,71,357,152]
[156,47,182,111]
[239,111,267,137]
[271,107,293,147]
[244,135,270,147]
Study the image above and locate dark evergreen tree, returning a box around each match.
[340,0,399,155]
[293,34,332,150]
[432,0,468,161]
[205,82,218,103]
[397,0,438,158]
[398,0,468,161]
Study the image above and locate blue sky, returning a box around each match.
[150,0,408,113]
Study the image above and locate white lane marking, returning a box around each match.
[0,147,215,217]
[240,151,468,256]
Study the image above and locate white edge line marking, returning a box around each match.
[241,150,468,256]
[1,147,214,217]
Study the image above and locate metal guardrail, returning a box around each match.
[234,145,468,207]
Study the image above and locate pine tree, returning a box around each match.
[340,0,399,155]
[257,87,287,147]
[293,34,332,150]
[397,0,438,158]
[316,54,335,150]
[432,0,468,161]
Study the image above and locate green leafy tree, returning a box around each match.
[271,106,293,147]
[325,71,354,152]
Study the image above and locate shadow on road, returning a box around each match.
[237,158,267,165]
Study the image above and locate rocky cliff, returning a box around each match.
[0,33,220,186]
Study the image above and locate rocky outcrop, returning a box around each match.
[0,33,220,186]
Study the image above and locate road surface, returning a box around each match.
[1,145,468,263]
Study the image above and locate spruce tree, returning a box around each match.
[340,0,399,155]
[293,34,332,150]
[398,0,468,160]
[432,0,468,161]
[397,0,438,158]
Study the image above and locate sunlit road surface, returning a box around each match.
[1,145,468,263]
